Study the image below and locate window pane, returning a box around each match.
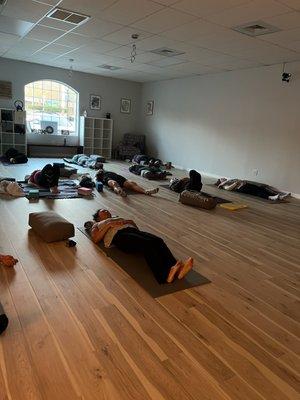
[25,80,78,134]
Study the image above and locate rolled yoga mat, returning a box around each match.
[0,301,8,334]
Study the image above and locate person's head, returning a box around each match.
[95,169,104,182]
[84,221,94,232]
[42,164,55,183]
[93,209,112,222]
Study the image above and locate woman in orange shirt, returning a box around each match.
[84,209,193,284]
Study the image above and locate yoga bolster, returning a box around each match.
[179,190,217,210]
[0,301,8,335]
[29,211,75,242]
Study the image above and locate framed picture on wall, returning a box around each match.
[120,98,131,114]
[146,100,154,115]
[0,81,12,98]
[90,94,101,110]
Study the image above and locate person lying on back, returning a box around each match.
[95,168,159,197]
[84,209,193,284]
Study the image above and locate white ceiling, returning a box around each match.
[0,0,300,82]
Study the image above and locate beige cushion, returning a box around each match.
[29,211,74,242]
[179,190,217,210]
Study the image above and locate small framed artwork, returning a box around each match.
[90,94,101,110]
[146,100,154,115]
[120,98,131,114]
[0,81,12,98]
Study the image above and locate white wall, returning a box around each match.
[140,62,300,194]
[0,57,141,146]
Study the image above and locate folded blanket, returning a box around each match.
[64,154,105,168]
[0,181,25,197]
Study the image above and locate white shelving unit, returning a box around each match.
[79,116,113,159]
[0,109,27,156]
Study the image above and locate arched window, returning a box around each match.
[25,80,78,135]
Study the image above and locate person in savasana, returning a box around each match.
[215,178,290,201]
[95,168,159,197]
[84,209,193,284]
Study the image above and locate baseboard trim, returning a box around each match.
[292,193,300,199]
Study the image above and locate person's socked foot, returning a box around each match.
[145,187,159,195]
[167,261,182,283]
[178,257,193,279]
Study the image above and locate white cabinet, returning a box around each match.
[0,109,27,156]
[79,117,113,159]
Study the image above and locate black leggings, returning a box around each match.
[112,227,176,283]
[186,170,202,191]
[236,183,277,199]
[172,170,202,193]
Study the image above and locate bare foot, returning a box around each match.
[166,261,182,283]
[51,187,60,194]
[177,257,193,279]
[115,187,127,197]
[145,187,159,195]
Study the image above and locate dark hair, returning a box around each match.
[43,164,54,176]
[84,221,93,231]
[93,209,112,222]
[93,209,101,221]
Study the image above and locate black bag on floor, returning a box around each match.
[5,148,28,164]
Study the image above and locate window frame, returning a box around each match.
[24,79,79,136]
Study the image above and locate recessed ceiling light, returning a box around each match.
[47,8,90,26]
[150,47,185,57]
[232,21,281,37]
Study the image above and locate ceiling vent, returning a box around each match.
[97,64,121,71]
[232,21,280,37]
[47,8,90,25]
[150,47,185,57]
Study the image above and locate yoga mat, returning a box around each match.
[159,184,231,204]
[19,179,89,199]
[79,227,210,298]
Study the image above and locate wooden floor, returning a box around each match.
[0,158,299,400]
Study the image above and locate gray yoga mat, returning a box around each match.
[78,227,210,298]
[159,184,231,204]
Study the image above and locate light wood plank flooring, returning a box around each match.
[0,158,299,400]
